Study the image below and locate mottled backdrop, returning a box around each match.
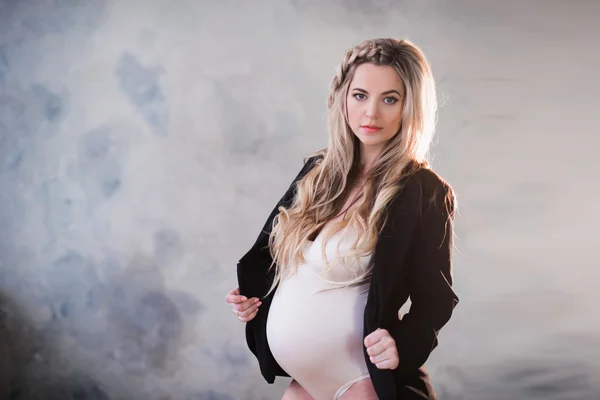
[1,0,599,399]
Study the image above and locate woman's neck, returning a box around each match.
[359,145,384,176]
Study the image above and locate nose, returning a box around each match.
[365,100,379,119]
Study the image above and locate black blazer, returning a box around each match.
[237,155,459,400]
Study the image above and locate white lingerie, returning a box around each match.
[266,225,373,400]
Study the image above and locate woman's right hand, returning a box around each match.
[225,287,261,322]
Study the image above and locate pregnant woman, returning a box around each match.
[226,37,459,400]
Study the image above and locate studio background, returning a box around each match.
[1,1,599,399]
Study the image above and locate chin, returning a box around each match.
[356,135,388,147]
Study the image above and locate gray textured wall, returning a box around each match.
[1,1,599,399]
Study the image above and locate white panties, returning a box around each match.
[334,374,371,399]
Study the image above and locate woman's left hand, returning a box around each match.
[364,328,399,370]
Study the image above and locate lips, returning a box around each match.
[361,125,382,133]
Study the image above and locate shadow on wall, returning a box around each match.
[0,290,110,400]
[0,250,241,400]
[0,249,221,400]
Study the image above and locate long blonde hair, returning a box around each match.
[266,38,438,296]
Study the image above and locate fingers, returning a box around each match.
[368,342,394,360]
[225,287,247,304]
[234,298,261,323]
[236,299,262,318]
[368,344,399,370]
[366,338,389,358]
[232,296,260,312]
[363,328,387,347]
[237,308,259,323]
[365,328,399,370]
[225,287,262,322]
[371,354,399,370]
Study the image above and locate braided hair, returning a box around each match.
[327,38,418,109]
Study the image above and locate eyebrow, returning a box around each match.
[351,88,402,96]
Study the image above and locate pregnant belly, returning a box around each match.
[266,268,370,392]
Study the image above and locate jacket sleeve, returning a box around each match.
[390,175,459,376]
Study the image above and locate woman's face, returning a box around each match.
[346,63,405,153]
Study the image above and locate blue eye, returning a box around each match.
[352,93,399,105]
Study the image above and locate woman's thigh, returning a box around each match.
[339,378,378,400]
[281,379,314,400]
